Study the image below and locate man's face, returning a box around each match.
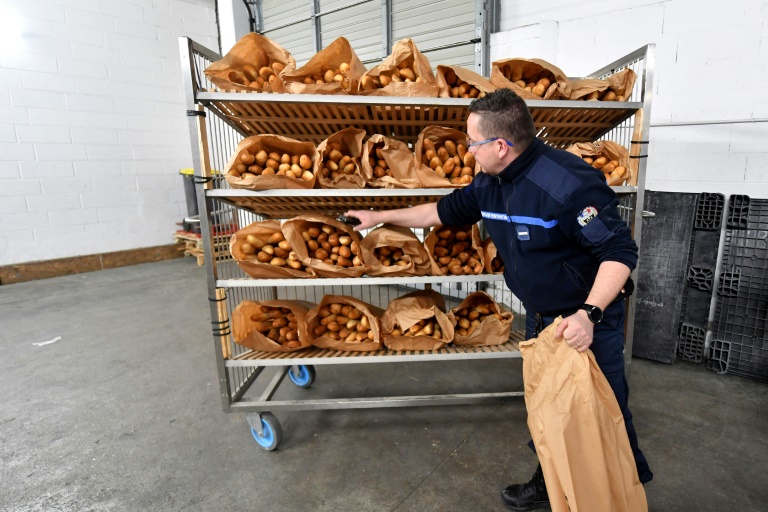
[466,113,506,176]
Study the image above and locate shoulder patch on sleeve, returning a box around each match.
[526,156,582,204]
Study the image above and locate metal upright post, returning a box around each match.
[381,0,392,58]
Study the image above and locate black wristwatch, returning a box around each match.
[580,304,603,323]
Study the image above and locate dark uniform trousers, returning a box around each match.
[524,300,654,484]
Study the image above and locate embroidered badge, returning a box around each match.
[577,206,598,227]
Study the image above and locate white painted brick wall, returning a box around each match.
[495,0,768,197]
[0,0,218,265]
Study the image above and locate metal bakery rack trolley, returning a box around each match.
[179,37,654,450]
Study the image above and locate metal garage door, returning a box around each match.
[250,0,489,74]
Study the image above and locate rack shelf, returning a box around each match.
[227,333,524,367]
[198,91,640,148]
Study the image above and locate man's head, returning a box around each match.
[466,89,537,175]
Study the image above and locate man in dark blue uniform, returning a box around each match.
[347,88,652,511]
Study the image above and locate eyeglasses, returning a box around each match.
[467,137,515,148]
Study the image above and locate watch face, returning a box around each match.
[590,307,603,323]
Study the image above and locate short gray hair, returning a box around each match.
[468,89,536,151]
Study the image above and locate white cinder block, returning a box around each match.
[0,106,30,125]
[71,127,119,145]
[745,153,768,183]
[0,125,16,142]
[0,50,59,73]
[11,89,67,110]
[132,144,188,161]
[17,17,54,39]
[99,0,143,21]
[15,0,66,22]
[143,7,183,32]
[171,0,214,21]
[0,69,22,88]
[27,193,81,212]
[663,0,751,35]
[76,77,125,98]
[118,129,166,146]
[58,58,109,79]
[64,6,113,30]
[75,160,123,177]
[104,32,150,54]
[148,37,179,59]
[0,161,19,179]
[107,65,150,85]
[593,5,665,45]
[91,176,138,192]
[0,196,27,214]
[0,178,42,197]
[114,18,158,39]
[0,232,36,265]
[86,144,133,161]
[53,21,105,46]
[677,23,761,63]
[137,174,179,191]
[0,142,35,160]
[36,143,88,161]
[80,190,124,209]
[182,17,216,37]
[48,208,99,227]
[65,94,114,112]
[140,201,181,219]
[21,71,77,93]
[32,225,86,253]
[0,212,50,233]
[113,98,157,114]
[151,70,182,88]
[125,114,168,131]
[81,112,127,130]
[121,82,163,101]
[98,205,140,223]
[120,51,163,72]
[140,187,170,205]
[71,43,120,65]
[728,123,768,153]
[41,177,92,195]
[16,125,71,143]
[20,161,75,178]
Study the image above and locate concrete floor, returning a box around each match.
[1,258,766,512]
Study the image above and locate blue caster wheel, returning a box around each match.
[250,412,282,451]
[288,365,316,388]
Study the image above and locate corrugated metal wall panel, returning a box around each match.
[391,0,476,72]
[319,0,382,64]
[260,0,315,65]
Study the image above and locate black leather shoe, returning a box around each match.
[500,464,551,511]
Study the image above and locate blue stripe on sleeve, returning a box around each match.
[481,211,558,228]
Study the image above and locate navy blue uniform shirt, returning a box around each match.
[437,138,638,316]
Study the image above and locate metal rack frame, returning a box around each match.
[179,37,654,446]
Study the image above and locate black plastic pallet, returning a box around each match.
[633,192,698,363]
[707,339,730,374]
[710,196,768,381]
[694,192,725,230]
[678,323,706,363]
[677,193,725,363]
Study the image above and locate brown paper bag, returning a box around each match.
[315,128,367,189]
[414,126,478,188]
[566,141,634,186]
[231,300,314,353]
[360,224,432,277]
[282,37,367,95]
[361,135,421,189]
[520,319,648,512]
[281,214,367,278]
[306,295,385,351]
[229,220,316,279]
[381,289,455,350]
[203,33,295,93]
[424,224,485,276]
[224,135,317,190]
[482,238,505,274]
[358,38,439,97]
[569,68,637,102]
[450,292,513,346]
[490,58,571,100]
[435,65,497,99]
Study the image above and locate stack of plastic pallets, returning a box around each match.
[677,193,725,363]
[709,195,768,381]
